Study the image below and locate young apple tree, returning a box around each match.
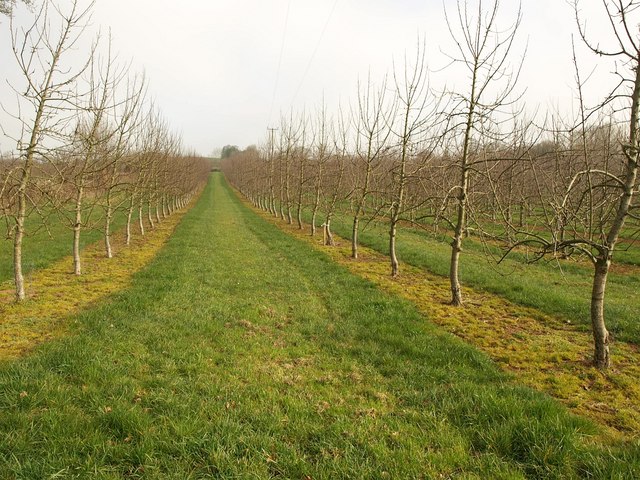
[442,0,523,305]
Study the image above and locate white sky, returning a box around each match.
[0,0,627,155]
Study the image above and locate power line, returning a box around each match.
[268,0,292,128]
[291,0,340,105]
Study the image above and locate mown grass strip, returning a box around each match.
[243,193,640,440]
[0,205,190,361]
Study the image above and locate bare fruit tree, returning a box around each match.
[309,102,332,236]
[572,0,640,369]
[63,43,127,275]
[102,72,147,258]
[386,42,443,276]
[442,0,523,305]
[506,0,640,369]
[277,112,302,224]
[8,0,94,299]
[322,105,350,245]
[294,111,309,230]
[350,75,394,259]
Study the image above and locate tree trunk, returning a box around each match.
[126,199,134,245]
[148,200,155,230]
[285,164,292,224]
[73,187,83,275]
[138,202,145,236]
[591,257,611,369]
[311,177,321,236]
[105,205,113,259]
[296,161,304,229]
[352,216,359,259]
[390,219,399,277]
[449,107,473,305]
[518,202,524,227]
[325,219,334,246]
[13,213,25,301]
[14,166,30,300]
[449,178,468,305]
[73,222,81,275]
[449,236,463,306]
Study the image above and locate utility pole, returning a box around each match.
[267,127,278,215]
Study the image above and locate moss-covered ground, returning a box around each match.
[0,207,187,361]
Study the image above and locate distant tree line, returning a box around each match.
[221,145,240,159]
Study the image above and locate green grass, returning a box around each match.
[388,203,640,267]
[1,173,639,478]
[0,205,135,283]
[308,209,640,345]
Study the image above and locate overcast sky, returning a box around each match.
[0,0,624,155]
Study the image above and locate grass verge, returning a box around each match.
[250,203,640,439]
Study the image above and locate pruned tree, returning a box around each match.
[309,102,332,236]
[442,0,523,305]
[277,111,302,224]
[350,74,394,259]
[102,72,147,257]
[62,41,123,275]
[386,41,443,276]
[293,110,309,230]
[8,0,94,299]
[322,104,350,245]
[500,0,640,369]
[266,129,278,215]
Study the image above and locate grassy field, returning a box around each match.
[308,210,640,344]
[0,206,133,283]
[1,173,638,478]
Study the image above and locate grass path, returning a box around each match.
[1,173,639,478]
[249,202,640,439]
